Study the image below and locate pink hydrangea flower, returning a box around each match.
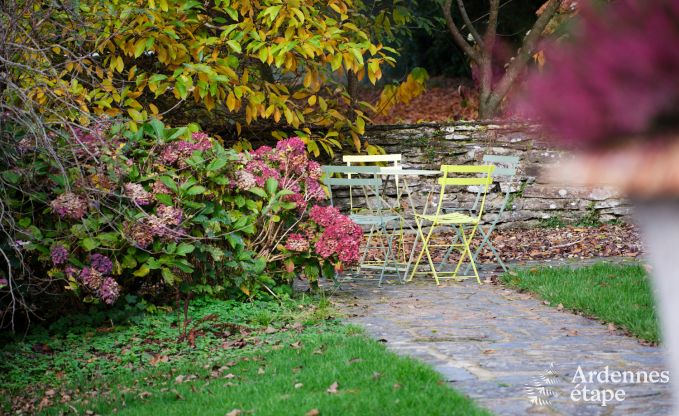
[310,205,363,265]
[285,233,310,252]
[310,205,342,227]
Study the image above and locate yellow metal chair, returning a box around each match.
[409,165,495,285]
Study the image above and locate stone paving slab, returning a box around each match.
[331,276,672,415]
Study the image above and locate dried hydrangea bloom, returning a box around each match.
[128,221,154,248]
[161,132,213,167]
[145,215,169,237]
[157,205,183,226]
[50,245,68,266]
[51,192,88,220]
[124,183,153,206]
[234,170,257,190]
[80,267,104,290]
[152,180,171,196]
[99,277,121,305]
[285,233,310,252]
[307,161,322,180]
[90,253,113,275]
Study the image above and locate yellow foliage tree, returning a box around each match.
[9,0,404,154]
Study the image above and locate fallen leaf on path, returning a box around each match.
[556,303,564,311]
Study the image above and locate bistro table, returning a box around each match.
[377,167,442,280]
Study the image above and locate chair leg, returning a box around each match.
[358,225,377,275]
[439,226,462,269]
[421,225,439,285]
[463,225,508,274]
[458,224,482,284]
[409,221,435,283]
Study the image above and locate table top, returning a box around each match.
[379,167,441,176]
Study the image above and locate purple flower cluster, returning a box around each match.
[99,277,121,305]
[124,183,153,205]
[51,192,88,220]
[285,233,310,252]
[90,253,113,274]
[70,121,117,160]
[310,205,362,264]
[77,253,120,304]
[517,0,679,148]
[50,245,68,265]
[236,137,326,211]
[161,132,213,166]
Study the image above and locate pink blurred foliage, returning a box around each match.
[516,0,679,148]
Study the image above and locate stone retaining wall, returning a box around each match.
[333,122,632,228]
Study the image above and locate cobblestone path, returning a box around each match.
[331,274,672,415]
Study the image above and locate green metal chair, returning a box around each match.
[468,154,519,272]
[409,165,495,285]
[322,165,403,286]
[439,155,519,273]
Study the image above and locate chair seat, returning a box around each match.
[350,214,400,226]
[416,212,478,225]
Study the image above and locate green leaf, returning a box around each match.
[1,170,21,184]
[149,118,165,140]
[159,176,178,192]
[176,243,195,256]
[122,254,137,269]
[133,265,150,277]
[81,237,99,251]
[207,158,227,171]
[161,267,177,285]
[155,194,173,206]
[227,40,242,53]
[248,187,267,198]
[265,178,278,196]
[186,185,207,195]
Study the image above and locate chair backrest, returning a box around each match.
[321,165,384,214]
[435,165,495,221]
[482,154,518,178]
[343,154,402,167]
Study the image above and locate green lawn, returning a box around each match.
[1,296,489,415]
[501,262,660,343]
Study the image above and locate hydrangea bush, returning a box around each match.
[1,120,361,321]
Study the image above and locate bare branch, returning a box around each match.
[488,0,563,110]
[442,0,480,62]
[456,0,483,47]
